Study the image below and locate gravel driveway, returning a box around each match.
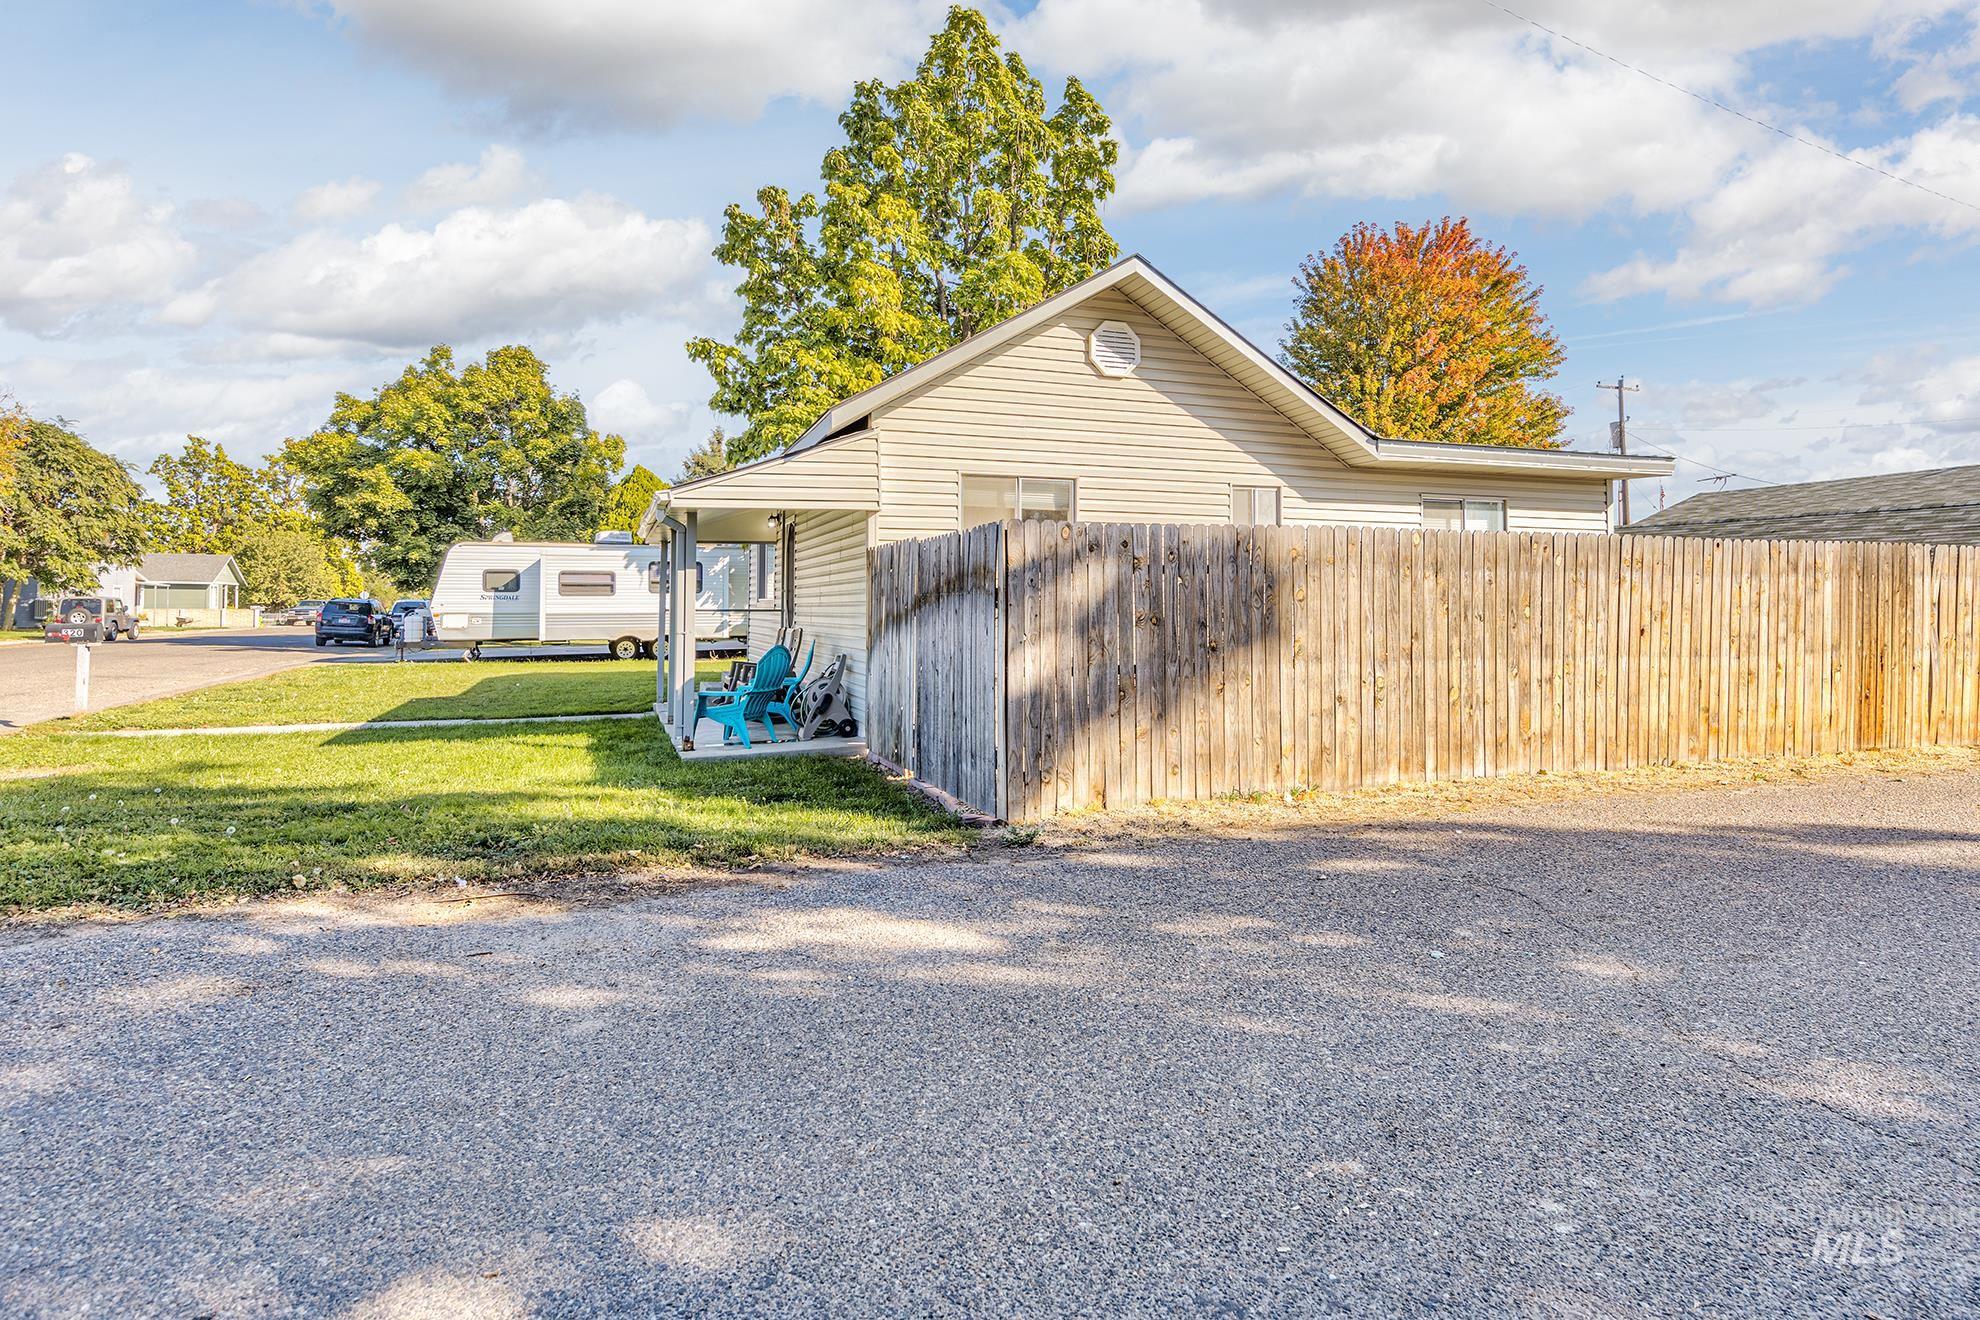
[3,768,1976,1316]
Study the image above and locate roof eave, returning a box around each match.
[1368,438,1676,479]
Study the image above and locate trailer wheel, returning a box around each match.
[609,635,641,661]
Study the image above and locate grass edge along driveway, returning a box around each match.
[2,662,967,915]
[54,657,674,732]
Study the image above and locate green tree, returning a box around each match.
[1281,218,1568,449]
[283,345,625,587]
[0,418,150,626]
[688,6,1120,463]
[677,429,733,482]
[145,436,300,552]
[232,523,352,606]
[600,464,666,533]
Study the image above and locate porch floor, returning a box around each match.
[665,712,867,762]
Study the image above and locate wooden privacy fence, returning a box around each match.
[868,522,1980,821]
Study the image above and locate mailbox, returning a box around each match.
[45,620,104,644]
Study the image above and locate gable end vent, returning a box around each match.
[1086,320,1142,377]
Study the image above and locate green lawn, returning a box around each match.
[60,658,687,731]
[2,660,963,914]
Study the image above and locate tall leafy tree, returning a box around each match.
[0,418,150,626]
[145,437,359,607]
[677,429,733,482]
[689,6,1121,463]
[146,436,296,552]
[600,464,666,533]
[1282,218,1568,450]
[283,345,625,587]
[232,523,360,606]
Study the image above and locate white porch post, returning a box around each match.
[673,510,697,732]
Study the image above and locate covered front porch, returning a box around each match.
[647,494,875,763]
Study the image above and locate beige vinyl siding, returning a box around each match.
[674,430,879,510]
[871,288,1612,539]
[782,509,871,720]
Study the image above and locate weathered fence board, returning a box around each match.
[870,523,1980,820]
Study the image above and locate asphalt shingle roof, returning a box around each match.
[135,553,243,585]
[1625,463,1980,545]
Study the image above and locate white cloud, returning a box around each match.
[404,144,531,211]
[1583,115,1980,306]
[163,194,715,348]
[590,378,688,435]
[4,353,366,464]
[294,176,382,222]
[316,0,949,127]
[0,154,196,335]
[1014,1,1980,304]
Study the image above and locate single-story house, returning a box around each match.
[640,254,1672,735]
[1626,463,1980,544]
[97,553,250,623]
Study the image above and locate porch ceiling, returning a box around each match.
[684,508,780,543]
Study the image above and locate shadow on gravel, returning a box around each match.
[4,787,1977,1315]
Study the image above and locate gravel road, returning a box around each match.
[3,768,1975,1316]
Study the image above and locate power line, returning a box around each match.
[1625,436,1776,487]
[1476,1,1980,218]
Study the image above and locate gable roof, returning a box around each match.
[659,254,1671,513]
[1626,464,1980,544]
[136,552,244,586]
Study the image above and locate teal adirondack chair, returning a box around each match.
[695,644,793,748]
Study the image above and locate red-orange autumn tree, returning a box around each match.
[1281,218,1568,449]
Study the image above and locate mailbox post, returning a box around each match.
[44,618,104,713]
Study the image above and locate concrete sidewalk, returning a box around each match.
[3,768,1975,1315]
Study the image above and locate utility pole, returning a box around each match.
[1596,376,1640,526]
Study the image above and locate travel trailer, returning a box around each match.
[429,534,774,660]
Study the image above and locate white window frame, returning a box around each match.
[1421,495,1507,532]
[959,474,1078,530]
[1231,484,1281,527]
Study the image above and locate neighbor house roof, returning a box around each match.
[135,552,245,586]
[652,254,1672,523]
[1625,464,1980,544]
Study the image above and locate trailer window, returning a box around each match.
[482,570,522,593]
[557,571,616,597]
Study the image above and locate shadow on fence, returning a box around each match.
[870,523,1980,821]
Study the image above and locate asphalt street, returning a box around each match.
[2,767,1974,1315]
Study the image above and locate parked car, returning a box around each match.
[270,599,328,626]
[314,598,393,647]
[44,596,140,643]
[389,597,434,642]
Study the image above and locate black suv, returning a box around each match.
[45,596,140,643]
[314,598,392,647]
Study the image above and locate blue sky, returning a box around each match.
[6,0,1979,514]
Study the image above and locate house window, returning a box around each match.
[961,475,1074,529]
[482,569,522,593]
[1422,497,1507,532]
[751,544,777,603]
[1231,485,1281,526]
[557,570,616,597]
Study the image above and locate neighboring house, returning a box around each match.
[640,254,1671,733]
[1626,463,1980,544]
[98,553,250,623]
[5,578,47,629]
